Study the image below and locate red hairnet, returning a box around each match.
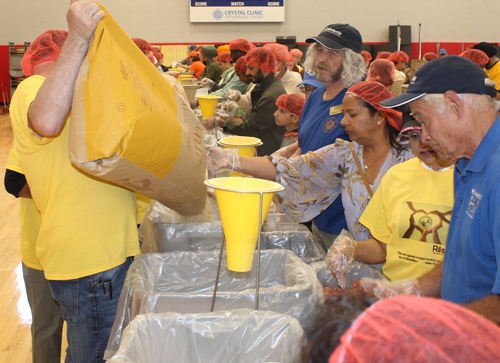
[147,52,155,64]
[216,52,232,63]
[229,39,256,53]
[367,59,395,87]
[329,296,500,363]
[423,52,438,61]
[376,51,392,60]
[132,38,152,53]
[217,45,230,54]
[245,47,278,73]
[151,47,163,60]
[276,94,306,119]
[460,49,489,66]
[361,50,372,62]
[234,57,247,72]
[388,51,409,63]
[347,81,402,130]
[290,49,303,57]
[21,29,68,76]
[263,43,292,62]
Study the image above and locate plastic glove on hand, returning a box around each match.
[226,89,242,102]
[203,116,218,130]
[201,78,215,90]
[221,101,237,116]
[205,145,242,178]
[326,230,358,289]
[189,99,199,109]
[360,278,423,299]
[172,61,179,68]
[272,142,299,159]
[216,112,229,120]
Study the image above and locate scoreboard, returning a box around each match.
[190,0,285,23]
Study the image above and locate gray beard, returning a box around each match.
[317,64,343,84]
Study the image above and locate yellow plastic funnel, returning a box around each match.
[204,177,284,272]
[219,136,263,177]
[197,95,223,119]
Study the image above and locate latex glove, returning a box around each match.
[220,101,237,116]
[360,278,423,299]
[205,145,242,178]
[203,116,222,130]
[216,111,229,120]
[201,78,215,90]
[172,61,179,68]
[326,230,358,289]
[189,99,199,109]
[226,89,242,102]
[272,142,299,159]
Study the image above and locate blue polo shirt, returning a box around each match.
[298,86,349,234]
[441,115,500,304]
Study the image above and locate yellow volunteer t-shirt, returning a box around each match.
[359,158,454,281]
[6,145,43,270]
[11,75,140,280]
[136,193,151,225]
[485,62,500,91]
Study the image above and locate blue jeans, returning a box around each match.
[48,257,133,363]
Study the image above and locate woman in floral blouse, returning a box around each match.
[206,81,414,248]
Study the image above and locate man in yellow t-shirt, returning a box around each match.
[4,146,64,363]
[327,114,454,290]
[10,4,140,363]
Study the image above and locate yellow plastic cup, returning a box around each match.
[180,78,197,85]
[197,95,222,119]
[204,177,284,272]
[218,136,263,177]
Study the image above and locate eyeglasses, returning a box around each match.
[299,85,317,93]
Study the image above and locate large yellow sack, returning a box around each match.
[70,3,206,216]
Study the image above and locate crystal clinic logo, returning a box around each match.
[212,9,223,20]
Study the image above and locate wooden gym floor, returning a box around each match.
[0,114,67,363]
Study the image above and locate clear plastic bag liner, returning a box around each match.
[260,231,325,264]
[263,212,305,232]
[105,250,322,359]
[139,198,221,253]
[106,309,305,363]
[312,261,385,288]
[144,221,325,264]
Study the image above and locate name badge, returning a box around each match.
[330,105,343,115]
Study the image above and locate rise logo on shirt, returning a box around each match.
[399,201,452,244]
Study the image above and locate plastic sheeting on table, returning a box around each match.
[105,250,322,359]
[312,261,385,288]
[149,223,325,264]
[106,309,305,363]
[262,212,303,232]
[139,199,221,253]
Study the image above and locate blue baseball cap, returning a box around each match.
[297,71,324,89]
[439,49,447,55]
[380,55,497,108]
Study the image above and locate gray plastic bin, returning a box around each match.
[106,309,305,363]
[105,250,322,358]
[152,223,325,263]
